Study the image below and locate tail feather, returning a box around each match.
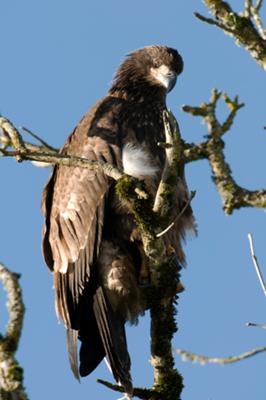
[78,300,106,377]
[66,285,132,395]
[93,286,132,394]
[79,322,105,376]
[66,328,80,381]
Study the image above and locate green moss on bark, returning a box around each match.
[115,175,159,236]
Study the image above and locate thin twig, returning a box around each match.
[176,346,266,365]
[194,12,235,34]
[247,233,266,297]
[246,322,266,329]
[251,5,266,40]
[97,379,157,400]
[21,126,58,152]
[245,0,252,16]
[156,191,196,238]
[255,0,263,11]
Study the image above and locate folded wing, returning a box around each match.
[42,121,132,391]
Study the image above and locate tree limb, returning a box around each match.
[97,379,159,400]
[183,89,266,214]
[195,0,266,70]
[0,116,123,181]
[176,346,266,365]
[0,118,26,160]
[20,126,57,152]
[0,263,28,400]
[247,233,266,297]
[246,322,266,329]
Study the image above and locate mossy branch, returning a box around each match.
[116,111,185,399]
[195,0,266,69]
[0,263,28,400]
[148,111,185,398]
[183,89,266,214]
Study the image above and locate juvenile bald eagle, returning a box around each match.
[42,45,195,395]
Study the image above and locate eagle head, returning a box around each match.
[109,45,183,100]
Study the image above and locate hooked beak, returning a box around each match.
[165,71,177,92]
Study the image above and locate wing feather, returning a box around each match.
[93,287,132,393]
[41,96,134,388]
[42,129,121,327]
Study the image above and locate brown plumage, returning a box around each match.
[42,45,195,396]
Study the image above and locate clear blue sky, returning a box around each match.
[1,1,266,399]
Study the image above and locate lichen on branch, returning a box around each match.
[195,0,266,69]
[183,89,266,214]
[0,116,123,181]
[0,263,28,400]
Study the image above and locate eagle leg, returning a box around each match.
[98,240,145,323]
[136,244,151,287]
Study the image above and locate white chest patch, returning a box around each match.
[122,144,159,179]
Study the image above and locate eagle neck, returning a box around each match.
[108,82,166,105]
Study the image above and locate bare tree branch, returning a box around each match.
[247,233,266,296]
[0,263,28,400]
[183,89,266,214]
[97,379,159,400]
[176,346,266,365]
[20,126,57,152]
[156,191,196,238]
[246,322,266,329]
[194,11,235,34]
[0,118,26,160]
[0,116,123,181]
[3,90,266,218]
[195,0,266,69]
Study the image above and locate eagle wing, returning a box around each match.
[42,132,116,322]
[42,100,122,322]
[42,101,132,389]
